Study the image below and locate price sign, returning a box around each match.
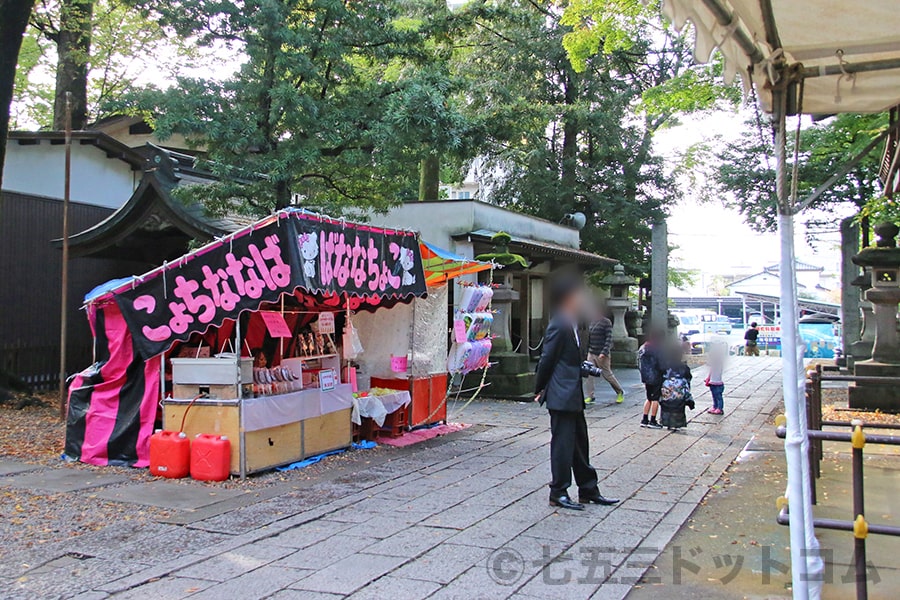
[259,311,293,338]
[319,368,336,391]
[318,312,335,335]
[390,355,408,373]
[453,318,468,344]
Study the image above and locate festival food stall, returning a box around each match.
[64,209,431,475]
[351,241,495,429]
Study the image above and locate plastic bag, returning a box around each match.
[343,316,364,360]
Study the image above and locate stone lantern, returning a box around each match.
[600,264,639,366]
[849,223,900,410]
[847,271,876,368]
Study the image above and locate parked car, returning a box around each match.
[674,311,732,337]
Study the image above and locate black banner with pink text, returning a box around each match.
[115,213,425,358]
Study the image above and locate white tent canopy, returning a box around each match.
[660,1,900,598]
[663,0,900,114]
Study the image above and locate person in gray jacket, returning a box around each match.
[583,302,625,405]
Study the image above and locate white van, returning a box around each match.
[674,310,732,337]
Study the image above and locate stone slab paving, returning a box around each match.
[4,357,784,600]
[0,468,127,492]
[94,481,248,510]
[0,458,42,476]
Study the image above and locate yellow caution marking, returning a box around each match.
[851,425,866,449]
[854,515,869,539]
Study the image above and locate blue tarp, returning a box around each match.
[84,277,136,303]
[275,440,377,471]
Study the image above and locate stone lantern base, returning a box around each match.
[464,352,536,399]
[849,361,900,411]
[610,338,638,368]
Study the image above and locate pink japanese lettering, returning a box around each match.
[261,235,291,287]
[167,301,194,334]
[142,324,171,342]
[172,275,215,323]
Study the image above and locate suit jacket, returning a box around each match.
[535,315,584,412]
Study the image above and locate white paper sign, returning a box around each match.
[318,312,335,335]
[319,368,336,391]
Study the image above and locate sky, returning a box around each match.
[653,110,846,296]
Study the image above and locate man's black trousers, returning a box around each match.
[549,409,599,499]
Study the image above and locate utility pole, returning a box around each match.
[59,92,72,420]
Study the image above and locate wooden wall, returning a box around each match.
[0,191,145,388]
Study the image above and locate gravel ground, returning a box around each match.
[0,393,393,487]
[0,395,396,563]
[821,387,900,425]
[0,488,172,561]
[0,398,169,560]
[0,398,66,464]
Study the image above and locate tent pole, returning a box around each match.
[237,317,246,479]
[773,84,822,599]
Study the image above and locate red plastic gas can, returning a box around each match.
[190,434,231,481]
[149,430,190,478]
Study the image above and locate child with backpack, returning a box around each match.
[637,329,666,429]
[659,347,695,431]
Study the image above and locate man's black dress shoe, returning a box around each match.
[579,494,620,506]
[549,495,585,511]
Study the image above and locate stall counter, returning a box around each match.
[162,384,354,475]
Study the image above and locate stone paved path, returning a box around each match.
[4,357,784,600]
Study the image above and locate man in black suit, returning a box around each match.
[535,274,620,511]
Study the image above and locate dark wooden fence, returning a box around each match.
[0,191,143,389]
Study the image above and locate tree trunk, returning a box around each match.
[0,0,36,191]
[53,0,93,130]
[275,179,290,210]
[418,154,440,201]
[560,67,578,211]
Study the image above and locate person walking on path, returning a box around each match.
[638,329,666,429]
[535,274,620,511]
[583,304,625,405]
[706,340,727,414]
[744,322,760,356]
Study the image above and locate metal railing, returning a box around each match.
[804,364,900,503]
[775,421,900,600]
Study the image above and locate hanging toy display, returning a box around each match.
[448,283,495,375]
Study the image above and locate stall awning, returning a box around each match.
[89,209,428,359]
[663,0,900,114]
[419,240,493,286]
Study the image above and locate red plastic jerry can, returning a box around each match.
[149,430,190,478]
[190,434,231,482]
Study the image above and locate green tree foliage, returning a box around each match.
[122,0,472,215]
[561,0,657,71]
[14,0,192,128]
[451,0,712,272]
[692,113,887,232]
[560,0,740,118]
[0,0,36,192]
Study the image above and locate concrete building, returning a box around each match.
[86,115,198,155]
[727,261,836,302]
[367,200,613,397]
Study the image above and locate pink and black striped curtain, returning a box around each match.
[65,302,160,467]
